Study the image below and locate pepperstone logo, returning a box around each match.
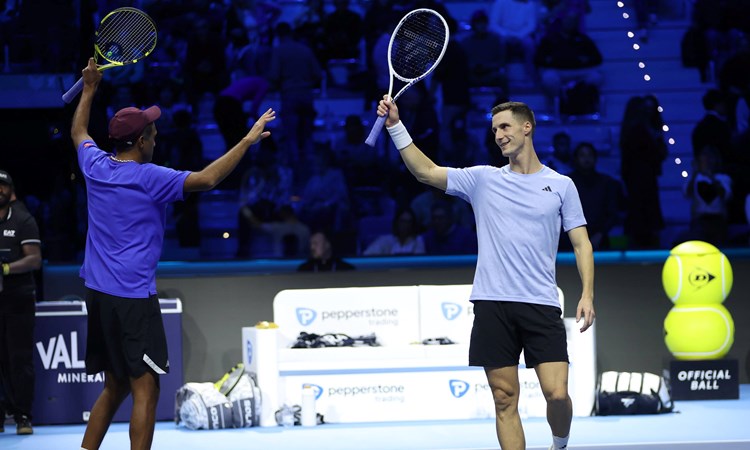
[449,379,470,398]
[296,308,317,326]
[441,302,462,320]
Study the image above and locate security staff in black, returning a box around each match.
[0,170,42,435]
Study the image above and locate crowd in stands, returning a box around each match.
[1,0,749,264]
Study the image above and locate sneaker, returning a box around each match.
[16,416,33,435]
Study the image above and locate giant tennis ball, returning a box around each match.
[664,304,735,360]
[661,240,733,304]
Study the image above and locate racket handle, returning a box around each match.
[365,115,387,147]
[62,77,84,104]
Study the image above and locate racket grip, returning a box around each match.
[62,77,84,104]
[365,115,388,147]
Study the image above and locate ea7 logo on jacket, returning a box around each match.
[3,230,15,237]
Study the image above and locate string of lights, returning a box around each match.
[616,1,686,179]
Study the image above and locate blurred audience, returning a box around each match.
[564,142,625,250]
[422,201,478,255]
[619,96,668,248]
[363,208,426,256]
[682,145,732,246]
[534,12,603,112]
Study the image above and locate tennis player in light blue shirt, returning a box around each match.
[376,97,595,450]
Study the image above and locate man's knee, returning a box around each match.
[544,386,570,405]
[490,384,519,411]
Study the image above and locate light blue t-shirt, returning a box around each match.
[77,140,190,298]
[447,165,586,307]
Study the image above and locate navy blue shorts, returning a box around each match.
[469,300,568,369]
[85,288,169,381]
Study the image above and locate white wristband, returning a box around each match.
[386,121,413,150]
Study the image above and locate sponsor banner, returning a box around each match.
[281,368,549,423]
[670,359,739,400]
[417,285,474,344]
[273,286,420,347]
[32,299,183,424]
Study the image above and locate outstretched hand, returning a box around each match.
[576,297,595,333]
[377,95,401,128]
[245,108,276,145]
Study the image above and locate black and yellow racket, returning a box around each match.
[62,7,157,103]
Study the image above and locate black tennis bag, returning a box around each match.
[595,371,674,415]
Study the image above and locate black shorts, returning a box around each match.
[85,288,169,381]
[469,300,568,369]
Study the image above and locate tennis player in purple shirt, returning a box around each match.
[377,96,595,450]
[71,57,275,450]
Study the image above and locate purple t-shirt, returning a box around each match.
[447,165,586,307]
[77,140,190,298]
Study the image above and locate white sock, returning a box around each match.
[552,434,569,449]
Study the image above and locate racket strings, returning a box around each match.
[391,11,447,80]
[96,9,157,63]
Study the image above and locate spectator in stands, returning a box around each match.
[292,0,327,64]
[540,0,591,35]
[549,131,574,174]
[323,0,363,62]
[363,207,425,256]
[239,204,311,258]
[298,150,350,233]
[534,12,603,113]
[184,17,228,111]
[692,89,732,162]
[394,83,440,163]
[161,110,204,248]
[336,115,386,189]
[297,230,355,271]
[489,0,538,82]
[631,0,658,42]
[227,0,281,52]
[422,200,478,255]
[267,21,322,164]
[565,142,625,250]
[411,187,475,232]
[213,75,271,154]
[619,95,667,248]
[363,0,400,66]
[460,10,509,92]
[432,17,472,166]
[683,145,732,246]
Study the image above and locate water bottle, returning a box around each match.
[301,385,317,427]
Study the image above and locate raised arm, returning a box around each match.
[71,58,102,148]
[568,225,595,332]
[183,108,276,193]
[377,96,448,191]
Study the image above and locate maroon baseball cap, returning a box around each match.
[108,106,162,144]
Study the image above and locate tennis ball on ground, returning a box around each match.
[664,304,734,360]
[661,240,733,304]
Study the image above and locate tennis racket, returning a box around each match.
[62,7,157,103]
[365,8,449,147]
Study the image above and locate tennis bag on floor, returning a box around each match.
[594,371,674,415]
[175,363,262,430]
